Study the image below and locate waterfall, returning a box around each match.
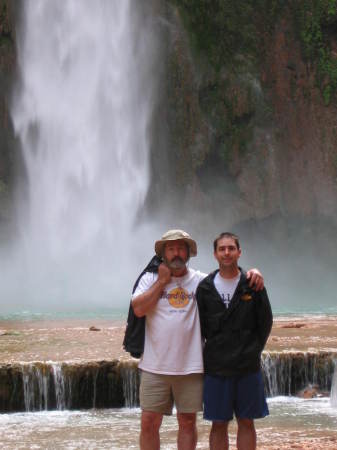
[331,361,337,407]
[22,363,65,412]
[262,352,292,396]
[7,361,140,413]
[121,363,139,408]
[8,0,159,310]
[2,354,336,413]
[261,351,334,396]
[22,363,51,411]
[51,364,67,410]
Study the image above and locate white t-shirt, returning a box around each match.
[132,268,206,375]
[213,272,241,309]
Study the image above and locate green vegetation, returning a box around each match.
[167,0,337,177]
[168,0,282,164]
[294,0,337,104]
[0,180,8,194]
[0,1,11,36]
[170,0,283,72]
[170,0,256,71]
[0,35,12,48]
[172,0,337,105]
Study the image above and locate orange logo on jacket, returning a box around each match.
[241,294,252,301]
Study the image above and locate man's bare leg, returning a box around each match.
[209,421,229,450]
[140,411,163,450]
[177,412,197,450]
[236,418,256,450]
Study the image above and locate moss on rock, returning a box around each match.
[0,0,16,221]
[158,0,337,221]
[293,0,337,104]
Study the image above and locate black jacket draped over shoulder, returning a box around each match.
[196,269,273,377]
[122,255,162,358]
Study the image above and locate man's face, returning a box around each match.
[163,239,189,269]
[214,236,241,269]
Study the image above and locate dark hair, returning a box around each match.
[213,232,240,251]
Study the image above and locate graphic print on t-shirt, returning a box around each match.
[221,293,231,309]
[214,272,240,309]
[167,287,190,308]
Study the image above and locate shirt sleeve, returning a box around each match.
[255,288,273,350]
[196,284,206,340]
[132,272,157,299]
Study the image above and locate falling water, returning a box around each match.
[262,352,292,396]
[331,361,337,407]
[16,361,139,412]
[7,0,159,310]
[22,363,51,411]
[2,354,335,413]
[51,364,67,410]
[121,364,139,408]
[261,351,334,396]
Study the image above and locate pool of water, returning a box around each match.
[0,397,336,449]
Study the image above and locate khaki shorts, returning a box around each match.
[139,370,203,415]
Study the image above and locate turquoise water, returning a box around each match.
[1,306,337,322]
[0,308,128,322]
[272,306,337,316]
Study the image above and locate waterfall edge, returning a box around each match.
[0,352,336,413]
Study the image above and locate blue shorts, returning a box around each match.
[203,371,269,421]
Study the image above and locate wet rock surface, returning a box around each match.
[266,316,337,352]
[0,316,336,363]
[0,318,127,363]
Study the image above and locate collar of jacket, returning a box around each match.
[201,267,254,317]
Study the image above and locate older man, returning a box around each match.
[131,229,264,450]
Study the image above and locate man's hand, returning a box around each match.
[132,264,171,317]
[158,263,171,286]
[247,268,264,291]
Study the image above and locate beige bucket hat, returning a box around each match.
[155,229,197,257]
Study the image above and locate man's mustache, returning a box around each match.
[166,257,186,269]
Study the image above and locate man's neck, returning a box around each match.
[219,265,240,279]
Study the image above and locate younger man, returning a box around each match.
[196,232,273,450]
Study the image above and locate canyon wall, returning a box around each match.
[149,1,337,230]
[0,0,16,231]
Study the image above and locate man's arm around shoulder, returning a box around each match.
[132,263,171,317]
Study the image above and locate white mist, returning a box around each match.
[6,0,159,312]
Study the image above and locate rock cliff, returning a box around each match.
[0,0,16,227]
[149,0,337,229]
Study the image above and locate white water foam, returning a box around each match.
[5,0,159,311]
[0,399,336,449]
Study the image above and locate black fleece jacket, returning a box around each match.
[196,269,273,377]
[123,255,161,358]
